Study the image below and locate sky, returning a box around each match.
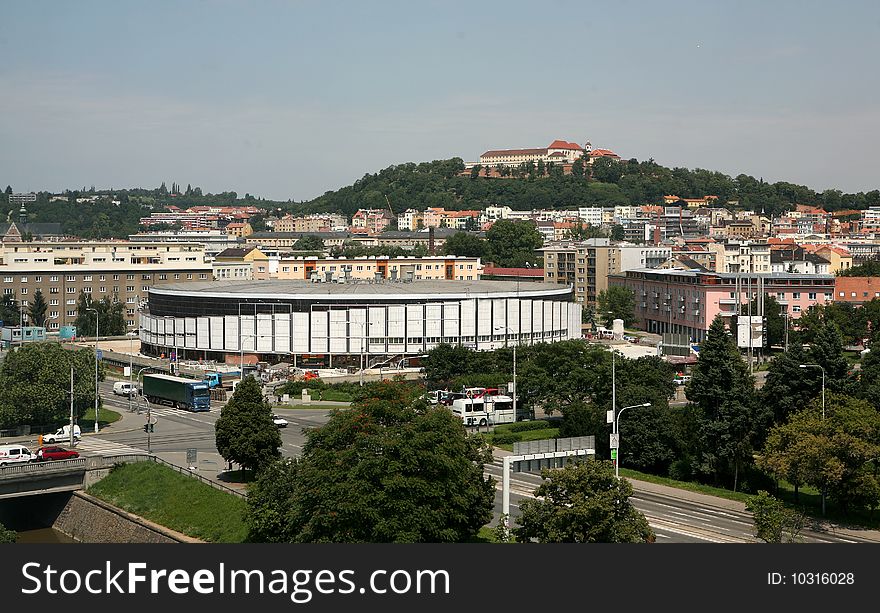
[2,0,880,201]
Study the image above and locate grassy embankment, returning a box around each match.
[87,462,248,542]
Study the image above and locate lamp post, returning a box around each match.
[799,363,826,515]
[86,307,99,433]
[614,402,650,479]
[494,326,517,421]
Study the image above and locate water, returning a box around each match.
[15,528,77,543]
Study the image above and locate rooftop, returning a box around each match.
[149,278,572,298]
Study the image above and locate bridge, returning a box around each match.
[0,454,151,499]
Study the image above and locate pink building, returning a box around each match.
[610,269,835,343]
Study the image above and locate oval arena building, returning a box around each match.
[139,279,581,365]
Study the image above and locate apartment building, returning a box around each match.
[212,247,270,280]
[610,269,834,343]
[274,256,483,282]
[273,214,348,233]
[0,241,211,330]
[542,239,671,305]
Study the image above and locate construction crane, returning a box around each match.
[384,194,394,216]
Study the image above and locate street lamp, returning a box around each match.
[86,307,99,434]
[799,363,826,515]
[614,402,650,479]
[494,326,517,421]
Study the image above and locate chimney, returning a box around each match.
[428,226,435,255]
[653,225,661,245]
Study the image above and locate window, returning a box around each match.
[174,274,180,280]
[66,299,76,305]
[20,288,27,295]
[127,274,134,280]
[3,277,12,283]
[126,297,136,304]
[67,310,76,317]
[839,292,845,297]
[793,305,802,313]
[142,274,151,280]
[99,275,105,281]
[126,286,135,292]
[158,274,167,280]
[66,287,76,294]
[142,286,149,292]
[199,273,208,280]
[792,292,800,299]
[35,276,42,282]
[67,275,76,282]
[83,287,91,293]
[49,311,58,318]
[776,292,785,300]
[186,274,192,279]
[50,299,58,306]
[852,292,857,298]
[50,275,58,282]
[808,292,816,300]
[20,276,27,283]
[113,275,119,281]
[84,275,92,282]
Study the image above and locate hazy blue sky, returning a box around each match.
[2,1,880,201]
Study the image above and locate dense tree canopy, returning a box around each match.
[0,343,99,429]
[245,381,495,542]
[74,293,127,337]
[514,460,655,543]
[597,287,637,327]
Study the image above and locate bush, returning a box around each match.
[508,420,551,433]
[492,432,523,445]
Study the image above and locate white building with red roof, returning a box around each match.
[477,139,591,167]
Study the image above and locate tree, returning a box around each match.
[0,343,98,429]
[28,290,48,328]
[807,321,852,394]
[758,344,819,429]
[745,490,806,543]
[0,521,15,543]
[4,185,11,195]
[0,295,20,326]
[214,376,281,476]
[292,235,325,252]
[74,293,96,337]
[759,394,880,515]
[597,286,636,327]
[514,460,655,543]
[74,294,127,337]
[442,231,487,259]
[245,381,495,542]
[610,224,625,241]
[685,316,756,489]
[485,220,543,267]
[571,158,585,178]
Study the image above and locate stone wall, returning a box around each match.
[53,492,202,543]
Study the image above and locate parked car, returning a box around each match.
[272,415,289,428]
[35,446,80,461]
[0,444,34,466]
[674,375,691,386]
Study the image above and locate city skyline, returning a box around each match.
[2,1,880,201]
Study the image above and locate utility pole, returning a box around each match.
[69,366,75,447]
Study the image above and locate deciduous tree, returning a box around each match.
[215,376,281,476]
[245,381,494,542]
[514,460,654,543]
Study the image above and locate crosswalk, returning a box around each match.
[76,437,150,456]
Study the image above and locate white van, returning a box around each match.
[42,425,81,444]
[113,381,139,396]
[0,444,34,466]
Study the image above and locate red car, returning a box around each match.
[34,446,80,461]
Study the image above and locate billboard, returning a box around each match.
[737,315,764,348]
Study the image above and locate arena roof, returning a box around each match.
[149,279,572,300]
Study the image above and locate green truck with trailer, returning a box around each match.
[142,373,212,412]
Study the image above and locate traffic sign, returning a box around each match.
[609,433,619,449]
[610,449,618,460]
[606,409,615,424]
[96,349,103,361]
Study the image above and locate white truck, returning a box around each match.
[451,394,516,427]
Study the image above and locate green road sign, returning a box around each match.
[610,449,618,460]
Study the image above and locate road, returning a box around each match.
[56,380,880,544]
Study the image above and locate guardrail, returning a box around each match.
[0,449,246,498]
[0,457,87,474]
[150,456,246,498]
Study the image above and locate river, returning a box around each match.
[16,528,77,543]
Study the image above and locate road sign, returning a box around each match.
[610,449,618,460]
[606,409,615,424]
[96,349,103,361]
[610,433,619,449]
